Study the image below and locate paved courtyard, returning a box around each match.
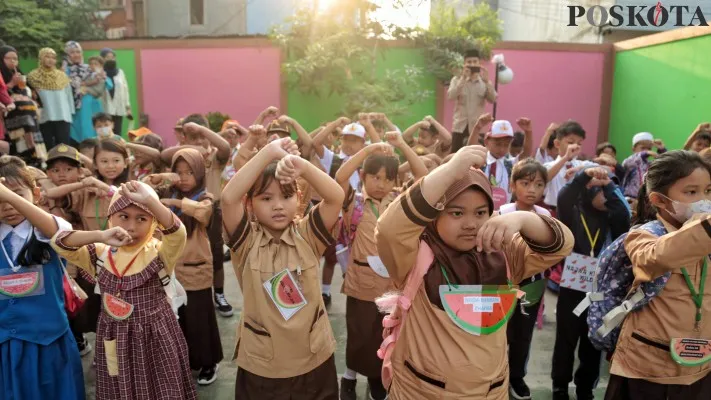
[81,260,609,399]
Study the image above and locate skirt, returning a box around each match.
[69,271,100,334]
[0,330,85,400]
[605,373,711,400]
[346,296,385,377]
[178,288,224,369]
[235,354,338,400]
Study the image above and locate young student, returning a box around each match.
[683,122,711,153]
[0,156,84,400]
[221,129,345,399]
[78,138,98,161]
[52,181,196,400]
[374,145,573,399]
[595,142,625,182]
[605,150,711,400]
[543,120,595,211]
[472,119,532,210]
[92,112,123,141]
[162,117,234,317]
[621,132,667,199]
[509,131,525,158]
[152,148,223,385]
[553,166,631,400]
[402,116,453,159]
[338,132,428,400]
[535,123,560,165]
[127,133,163,181]
[502,158,551,400]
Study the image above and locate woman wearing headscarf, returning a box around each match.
[64,41,104,143]
[0,46,47,168]
[27,48,75,150]
[100,48,132,136]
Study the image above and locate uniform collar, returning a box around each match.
[257,223,296,247]
[487,152,505,165]
[0,220,32,242]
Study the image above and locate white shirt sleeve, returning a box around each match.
[35,216,73,243]
[319,148,335,173]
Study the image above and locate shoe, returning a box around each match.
[340,377,357,400]
[509,378,531,400]
[575,390,594,400]
[77,335,92,357]
[214,292,234,317]
[553,387,569,400]
[322,293,332,309]
[367,377,387,400]
[197,364,219,385]
[224,249,231,262]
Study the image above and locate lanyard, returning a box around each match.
[579,213,600,257]
[440,264,459,290]
[368,199,379,219]
[107,249,141,294]
[95,198,107,230]
[681,258,708,331]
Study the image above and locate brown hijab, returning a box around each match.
[169,148,209,237]
[421,169,509,310]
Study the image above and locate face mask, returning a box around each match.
[97,126,112,138]
[665,196,711,223]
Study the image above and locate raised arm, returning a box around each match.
[387,131,428,179]
[279,115,313,159]
[447,74,467,100]
[358,113,382,144]
[547,144,580,182]
[312,117,349,158]
[684,123,711,150]
[160,145,208,165]
[425,115,452,151]
[540,122,558,153]
[466,113,493,146]
[231,128,264,172]
[516,117,534,158]
[182,122,231,163]
[402,120,429,146]
[253,106,279,126]
[126,142,161,164]
[335,143,390,193]
[44,177,111,199]
[0,178,60,238]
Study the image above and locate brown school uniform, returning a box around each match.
[204,148,227,198]
[226,204,338,397]
[343,187,397,377]
[65,188,113,231]
[607,215,711,394]
[375,180,573,400]
[174,195,214,291]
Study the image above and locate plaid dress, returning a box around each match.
[91,245,197,400]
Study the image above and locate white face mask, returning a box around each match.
[96,126,112,138]
[665,196,711,223]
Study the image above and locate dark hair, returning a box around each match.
[596,142,617,156]
[247,161,297,199]
[363,154,399,181]
[182,113,209,128]
[168,156,206,238]
[94,138,129,185]
[0,156,51,266]
[135,133,164,152]
[694,131,711,144]
[511,158,548,184]
[464,49,480,59]
[635,150,711,224]
[555,120,586,140]
[79,138,98,151]
[92,112,113,126]
[511,131,525,148]
[700,148,711,165]
[47,157,81,170]
[546,134,556,150]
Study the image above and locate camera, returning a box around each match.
[467,66,481,74]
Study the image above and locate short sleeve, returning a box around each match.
[156,215,187,275]
[296,203,337,257]
[51,231,108,276]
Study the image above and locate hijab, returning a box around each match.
[0,46,18,92]
[101,48,118,98]
[26,48,71,91]
[64,41,90,108]
[421,169,509,310]
[107,182,159,253]
[169,148,208,237]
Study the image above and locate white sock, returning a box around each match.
[321,284,331,295]
[343,368,357,380]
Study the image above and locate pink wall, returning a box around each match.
[140,47,281,146]
[442,49,605,157]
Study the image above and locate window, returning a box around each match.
[190,0,204,26]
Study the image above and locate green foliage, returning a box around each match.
[0,0,104,59]
[206,112,232,133]
[271,0,432,120]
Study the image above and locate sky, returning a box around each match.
[317,0,432,30]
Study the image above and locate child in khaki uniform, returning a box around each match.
[605,151,711,400]
[337,132,428,400]
[375,145,574,399]
[221,128,344,399]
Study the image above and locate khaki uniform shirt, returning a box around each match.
[610,215,711,385]
[175,197,214,291]
[375,180,573,399]
[67,188,112,232]
[447,76,497,134]
[226,204,337,378]
[204,148,227,199]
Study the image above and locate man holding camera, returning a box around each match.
[447,49,498,152]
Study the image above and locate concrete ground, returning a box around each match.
[81,261,609,399]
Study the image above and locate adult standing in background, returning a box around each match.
[65,41,104,144]
[100,48,132,135]
[447,49,497,152]
[27,48,74,149]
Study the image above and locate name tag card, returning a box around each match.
[560,253,597,293]
[263,269,307,321]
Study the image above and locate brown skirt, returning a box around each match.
[178,288,224,369]
[346,296,385,377]
[235,354,338,400]
[605,373,711,400]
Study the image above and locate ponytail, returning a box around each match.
[633,184,653,225]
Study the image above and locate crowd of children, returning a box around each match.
[2,74,711,400]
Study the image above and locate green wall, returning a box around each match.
[17,49,139,139]
[608,34,711,160]
[286,47,438,132]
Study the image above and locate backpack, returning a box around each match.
[374,241,434,389]
[335,192,365,268]
[573,220,670,353]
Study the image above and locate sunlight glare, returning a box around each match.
[315,0,431,30]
